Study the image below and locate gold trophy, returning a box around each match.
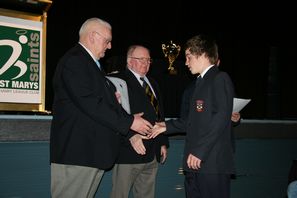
[162,40,181,75]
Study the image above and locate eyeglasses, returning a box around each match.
[93,31,111,45]
[129,57,153,64]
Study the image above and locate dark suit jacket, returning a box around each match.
[50,44,133,170]
[167,66,235,174]
[180,79,240,152]
[109,69,169,164]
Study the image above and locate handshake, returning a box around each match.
[130,113,167,139]
[148,121,166,139]
[129,113,167,156]
[129,120,166,156]
[140,122,166,140]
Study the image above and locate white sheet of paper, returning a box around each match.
[106,76,131,114]
[233,98,251,113]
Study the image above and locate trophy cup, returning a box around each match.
[162,40,181,75]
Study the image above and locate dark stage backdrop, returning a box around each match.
[41,1,297,119]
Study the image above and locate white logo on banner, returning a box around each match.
[0,31,28,80]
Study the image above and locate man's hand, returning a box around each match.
[129,134,149,155]
[115,91,121,104]
[160,145,168,164]
[148,122,166,138]
[187,153,201,170]
[130,112,153,135]
[231,112,241,122]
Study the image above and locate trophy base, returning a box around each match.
[168,67,177,75]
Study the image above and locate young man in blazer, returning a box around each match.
[150,34,235,198]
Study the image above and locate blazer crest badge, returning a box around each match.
[196,100,204,112]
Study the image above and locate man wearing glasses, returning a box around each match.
[50,18,152,197]
[109,45,169,198]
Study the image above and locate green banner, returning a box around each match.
[0,25,41,90]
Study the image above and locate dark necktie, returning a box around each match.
[140,77,160,120]
[196,75,202,86]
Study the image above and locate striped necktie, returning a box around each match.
[140,77,160,121]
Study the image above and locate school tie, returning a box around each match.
[140,77,161,121]
[196,75,202,86]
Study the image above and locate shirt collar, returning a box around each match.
[79,42,99,65]
[200,64,215,78]
[128,68,147,84]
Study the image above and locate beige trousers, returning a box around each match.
[110,158,158,198]
[51,163,104,198]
